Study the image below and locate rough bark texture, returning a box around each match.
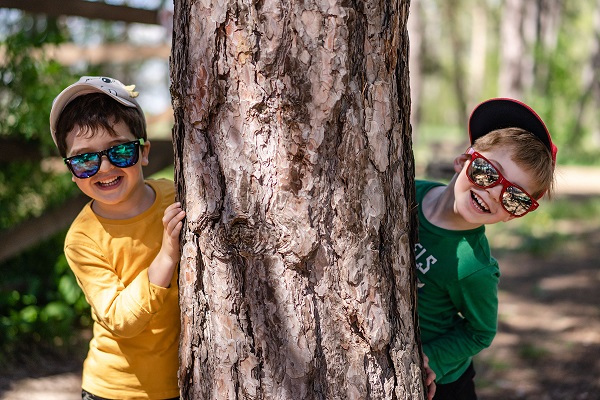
[170,0,424,398]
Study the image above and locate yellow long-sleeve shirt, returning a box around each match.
[64,179,180,399]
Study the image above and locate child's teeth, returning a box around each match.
[98,177,119,186]
[472,192,490,212]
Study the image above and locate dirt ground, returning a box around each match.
[475,251,600,399]
[0,166,598,400]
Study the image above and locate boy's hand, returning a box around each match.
[161,202,186,264]
[423,353,436,400]
[148,202,185,288]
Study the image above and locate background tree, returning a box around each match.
[170,0,427,398]
[406,0,600,164]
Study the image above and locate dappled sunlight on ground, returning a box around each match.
[476,248,600,399]
[1,375,81,400]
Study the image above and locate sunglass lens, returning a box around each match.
[69,153,101,178]
[107,142,139,167]
[469,157,499,187]
[502,186,532,216]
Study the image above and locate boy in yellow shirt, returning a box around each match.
[49,76,185,399]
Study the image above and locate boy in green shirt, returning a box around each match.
[415,98,557,399]
[50,76,185,399]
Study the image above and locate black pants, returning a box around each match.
[82,389,179,400]
[433,362,478,400]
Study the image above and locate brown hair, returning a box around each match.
[54,93,147,157]
[471,127,555,199]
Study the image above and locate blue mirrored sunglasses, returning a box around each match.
[64,139,144,179]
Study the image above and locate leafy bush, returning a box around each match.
[0,231,91,365]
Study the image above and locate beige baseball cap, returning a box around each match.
[49,76,144,145]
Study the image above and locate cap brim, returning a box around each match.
[469,98,556,162]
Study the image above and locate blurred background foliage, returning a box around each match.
[0,14,83,365]
[1,0,600,368]
[0,15,80,230]
[409,0,600,167]
[0,1,172,366]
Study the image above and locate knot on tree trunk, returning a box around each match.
[222,216,269,257]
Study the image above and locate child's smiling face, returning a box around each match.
[453,147,539,225]
[65,120,151,218]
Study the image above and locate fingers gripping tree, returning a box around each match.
[170,0,426,398]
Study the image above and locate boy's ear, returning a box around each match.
[141,139,151,166]
[453,153,471,174]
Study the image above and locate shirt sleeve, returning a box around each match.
[422,265,500,379]
[65,240,171,338]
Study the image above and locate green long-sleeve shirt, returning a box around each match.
[415,180,500,384]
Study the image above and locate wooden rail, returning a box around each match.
[0,0,163,25]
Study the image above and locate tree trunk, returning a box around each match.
[170,0,425,398]
[467,2,487,103]
[573,0,600,149]
[408,0,424,139]
[499,0,526,98]
[441,0,468,129]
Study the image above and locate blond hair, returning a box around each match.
[471,128,555,199]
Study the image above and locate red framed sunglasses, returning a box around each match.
[465,149,539,217]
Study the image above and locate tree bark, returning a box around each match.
[573,0,600,148]
[170,0,425,398]
[441,0,468,129]
[408,0,424,139]
[499,0,526,98]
